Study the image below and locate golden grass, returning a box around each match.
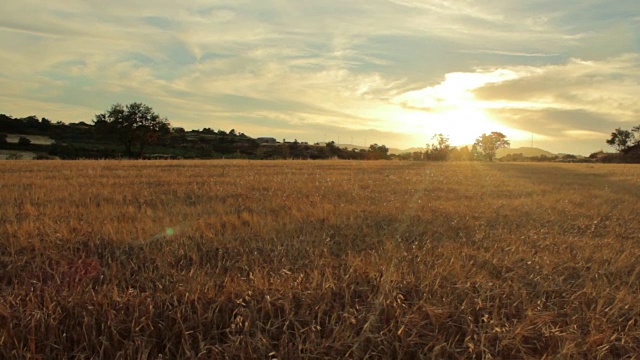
[1,160,639,358]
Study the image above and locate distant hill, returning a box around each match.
[333,143,367,151]
[396,147,426,155]
[496,147,556,158]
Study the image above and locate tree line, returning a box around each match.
[402,132,510,162]
[0,102,515,161]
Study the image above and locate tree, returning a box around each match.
[632,125,640,145]
[459,146,472,161]
[278,143,290,159]
[325,141,341,157]
[0,133,7,144]
[426,133,451,161]
[38,117,52,132]
[473,132,510,161]
[94,103,170,158]
[367,143,389,160]
[606,128,635,152]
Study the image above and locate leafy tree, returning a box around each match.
[632,125,640,145]
[39,117,52,132]
[94,103,170,158]
[24,116,40,129]
[426,133,451,161]
[473,132,510,161]
[325,141,341,157]
[367,143,389,160]
[606,128,635,152]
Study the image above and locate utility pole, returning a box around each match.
[530,133,534,148]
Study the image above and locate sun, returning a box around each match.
[390,69,523,147]
[431,107,497,146]
[385,96,507,147]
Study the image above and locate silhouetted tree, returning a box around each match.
[39,118,52,132]
[367,143,389,160]
[426,133,451,161]
[606,127,635,152]
[94,103,170,158]
[473,132,510,161]
[632,125,640,144]
[326,141,341,157]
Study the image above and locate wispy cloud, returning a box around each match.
[475,54,640,121]
[0,0,638,154]
[459,49,560,58]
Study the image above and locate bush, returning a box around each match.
[18,136,32,146]
[6,153,23,160]
[34,154,58,160]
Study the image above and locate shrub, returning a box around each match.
[34,154,58,160]
[6,153,23,160]
[18,136,32,146]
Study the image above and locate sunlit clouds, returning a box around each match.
[1,0,639,154]
[391,70,525,145]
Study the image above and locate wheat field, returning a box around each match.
[1,160,639,358]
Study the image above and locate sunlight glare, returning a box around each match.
[391,69,524,146]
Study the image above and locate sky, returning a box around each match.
[1,1,639,155]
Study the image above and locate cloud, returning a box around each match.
[393,70,520,112]
[476,54,640,122]
[0,0,639,151]
[487,108,620,138]
[459,49,559,58]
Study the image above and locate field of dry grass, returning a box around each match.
[1,160,639,358]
